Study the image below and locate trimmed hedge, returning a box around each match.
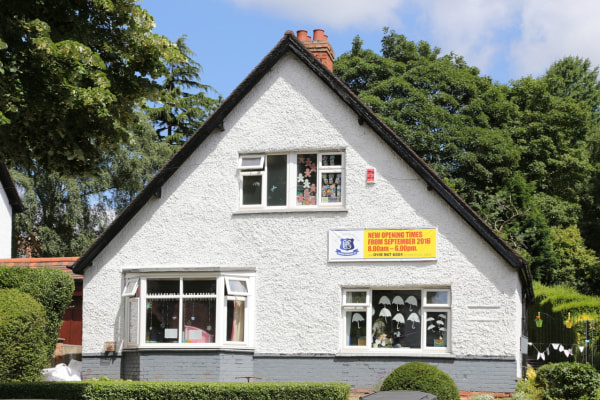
[0,266,74,363]
[0,381,351,400]
[380,362,460,400]
[535,362,600,400]
[0,288,49,382]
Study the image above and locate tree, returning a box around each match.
[0,0,182,174]
[144,35,220,145]
[12,112,175,257]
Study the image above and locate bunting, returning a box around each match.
[529,342,586,360]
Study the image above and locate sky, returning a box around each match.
[141,0,600,99]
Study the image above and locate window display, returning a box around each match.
[342,288,450,351]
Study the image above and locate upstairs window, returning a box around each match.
[238,152,344,209]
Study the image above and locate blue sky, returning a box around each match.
[141,0,600,99]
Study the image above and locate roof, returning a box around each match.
[72,31,533,301]
[0,257,82,280]
[0,163,24,213]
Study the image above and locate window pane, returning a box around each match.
[321,173,342,203]
[242,175,262,205]
[227,299,245,342]
[426,291,448,305]
[346,311,366,346]
[183,280,216,296]
[296,154,317,205]
[147,280,179,296]
[426,312,447,347]
[226,279,248,295]
[372,290,421,349]
[146,299,179,343]
[267,155,287,206]
[183,299,215,343]
[346,291,367,304]
[321,154,342,166]
[240,156,264,169]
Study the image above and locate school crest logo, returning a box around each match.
[336,238,359,256]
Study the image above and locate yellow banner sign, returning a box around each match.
[363,229,437,259]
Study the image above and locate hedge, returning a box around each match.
[0,289,49,383]
[535,362,600,400]
[0,381,351,400]
[0,266,74,363]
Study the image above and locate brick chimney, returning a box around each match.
[297,29,335,72]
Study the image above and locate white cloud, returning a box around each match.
[510,0,600,79]
[229,0,405,29]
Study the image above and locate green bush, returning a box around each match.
[535,362,600,400]
[0,266,74,363]
[0,381,351,400]
[380,361,459,400]
[0,288,49,383]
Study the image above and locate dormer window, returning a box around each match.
[238,152,344,210]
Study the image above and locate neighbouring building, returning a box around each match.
[0,163,23,258]
[72,30,533,393]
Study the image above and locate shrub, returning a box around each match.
[535,362,600,400]
[0,266,74,363]
[0,381,351,400]
[0,288,49,382]
[380,361,460,400]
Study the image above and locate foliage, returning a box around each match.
[144,35,220,145]
[535,362,600,400]
[534,281,600,317]
[0,0,183,174]
[0,381,351,400]
[11,112,175,256]
[379,361,459,400]
[513,367,543,400]
[0,267,74,364]
[0,289,48,382]
[548,226,600,294]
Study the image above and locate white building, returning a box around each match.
[0,163,23,258]
[73,30,533,393]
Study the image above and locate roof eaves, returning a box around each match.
[0,163,24,213]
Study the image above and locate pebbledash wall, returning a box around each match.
[78,33,528,393]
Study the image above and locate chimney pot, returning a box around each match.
[313,29,326,41]
[297,30,309,41]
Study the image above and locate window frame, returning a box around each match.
[123,273,254,349]
[341,288,451,353]
[238,151,345,210]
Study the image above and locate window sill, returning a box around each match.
[337,349,455,359]
[234,207,348,215]
[125,345,255,352]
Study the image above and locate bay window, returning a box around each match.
[238,152,344,209]
[342,288,450,351]
[123,274,253,348]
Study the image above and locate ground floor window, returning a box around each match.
[342,288,450,351]
[123,274,253,348]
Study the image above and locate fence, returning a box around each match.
[527,302,599,370]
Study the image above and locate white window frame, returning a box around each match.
[238,152,345,210]
[341,288,451,353]
[123,273,254,349]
